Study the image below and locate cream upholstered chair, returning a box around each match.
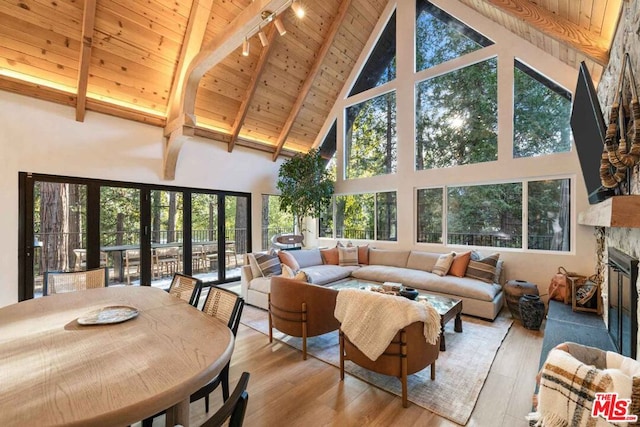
[142,286,244,427]
[167,273,202,307]
[43,268,107,296]
[268,276,340,360]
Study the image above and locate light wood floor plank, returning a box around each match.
[140,310,544,427]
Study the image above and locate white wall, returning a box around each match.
[307,0,599,295]
[0,90,283,307]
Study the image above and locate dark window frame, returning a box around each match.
[18,172,252,301]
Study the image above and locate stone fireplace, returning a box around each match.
[576,0,640,360]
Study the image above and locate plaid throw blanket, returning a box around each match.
[529,348,640,427]
[334,288,441,361]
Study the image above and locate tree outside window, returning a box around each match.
[513,60,572,158]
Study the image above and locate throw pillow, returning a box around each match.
[293,270,307,281]
[280,264,295,278]
[254,252,282,277]
[247,253,263,278]
[338,246,359,266]
[320,247,339,265]
[465,253,500,283]
[278,250,300,271]
[357,245,369,265]
[432,252,455,276]
[449,251,471,277]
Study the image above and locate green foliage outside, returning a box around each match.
[513,64,572,157]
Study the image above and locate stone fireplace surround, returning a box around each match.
[577,0,640,359]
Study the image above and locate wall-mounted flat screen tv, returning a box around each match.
[570,61,615,204]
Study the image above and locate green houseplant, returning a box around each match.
[276,148,334,235]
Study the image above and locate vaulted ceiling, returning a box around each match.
[0,0,622,179]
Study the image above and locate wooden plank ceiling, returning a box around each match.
[0,0,623,174]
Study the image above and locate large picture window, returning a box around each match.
[416,179,570,251]
[334,191,397,241]
[513,60,572,158]
[417,188,443,243]
[261,195,294,249]
[345,91,397,179]
[416,58,498,170]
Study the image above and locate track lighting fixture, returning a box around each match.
[239,1,304,58]
[274,17,286,36]
[242,38,250,56]
[258,29,269,47]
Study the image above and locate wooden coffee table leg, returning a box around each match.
[454,313,462,333]
[439,321,446,351]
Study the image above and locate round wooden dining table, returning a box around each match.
[0,286,234,427]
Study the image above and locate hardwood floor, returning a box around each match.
[142,308,543,427]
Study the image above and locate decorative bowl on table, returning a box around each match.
[399,288,419,300]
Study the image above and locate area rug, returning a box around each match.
[241,305,513,425]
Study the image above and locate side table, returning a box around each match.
[504,279,539,320]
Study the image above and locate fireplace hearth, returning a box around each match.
[607,247,639,358]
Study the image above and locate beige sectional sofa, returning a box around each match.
[241,247,505,320]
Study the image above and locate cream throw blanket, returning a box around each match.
[334,288,441,361]
[528,348,640,426]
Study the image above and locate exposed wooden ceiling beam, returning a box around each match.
[162,0,214,180]
[479,0,610,66]
[166,0,214,123]
[272,0,353,161]
[229,27,277,153]
[0,76,166,127]
[75,0,97,122]
[163,0,289,179]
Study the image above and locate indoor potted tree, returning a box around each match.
[276,148,334,239]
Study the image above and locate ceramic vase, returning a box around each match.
[519,294,545,330]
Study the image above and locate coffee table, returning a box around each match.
[329,279,463,351]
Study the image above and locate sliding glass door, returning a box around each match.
[19,173,252,300]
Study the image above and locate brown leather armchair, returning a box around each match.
[268,276,340,360]
[339,321,440,408]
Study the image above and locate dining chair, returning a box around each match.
[167,273,202,307]
[201,371,250,427]
[142,286,244,427]
[124,249,141,285]
[43,268,108,296]
[194,286,245,407]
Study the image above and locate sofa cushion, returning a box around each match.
[338,246,359,266]
[449,251,471,277]
[278,251,300,271]
[302,265,355,285]
[289,248,323,268]
[466,253,500,284]
[249,276,272,294]
[432,252,455,276]
[406,251,440,272]
[321,247,339,265]
[368,248,410,268]
[352,265,501,302]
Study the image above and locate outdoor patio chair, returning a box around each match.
[43,268,108,296]
[141,286,244,427]
[124,249,140,285]
[154,246,180,278]
[167,273,202,307]
[201,372,250,427]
